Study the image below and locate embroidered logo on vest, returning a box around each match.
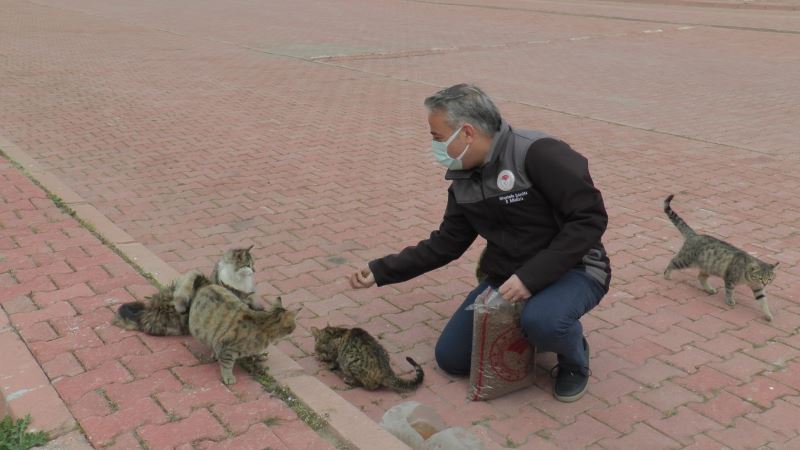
[497,170,515,191]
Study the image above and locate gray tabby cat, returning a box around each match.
[664,194,778,321]
[189,287,297,385]
[311,326,424,392]
[114,246,258,335]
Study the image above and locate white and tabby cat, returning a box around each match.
[114,246,259,335]
[664,194,778,321]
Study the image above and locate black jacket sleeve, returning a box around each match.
[368,187,478,286]
[515,139,608,294]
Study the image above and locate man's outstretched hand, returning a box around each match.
[349,267,376,289]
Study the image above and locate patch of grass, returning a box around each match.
[472,418,491,427]
[97,389,119,413]
[0,415,49,450]
[238,359,349,450]
[263,417,282,427]
[536,429,552,440]
[252,372,328,431]
[505,436,519,448]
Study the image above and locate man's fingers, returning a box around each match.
[349,268,374,289]
[350,272,364,288]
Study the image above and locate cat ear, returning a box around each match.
[246,245,254,252]
[275,296,283,308]
[772,262,781,270]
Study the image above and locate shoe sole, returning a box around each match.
[554,337,590,403]
[554,382,588,403]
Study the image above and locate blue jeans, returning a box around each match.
[435,268,607,375]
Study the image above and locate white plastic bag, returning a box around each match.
[380,401,446,448]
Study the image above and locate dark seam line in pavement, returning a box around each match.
[22,0,779,157]
[308,40,556,62]
[405,0,800,35]
[589,0,799,12]
[307,59,775,156]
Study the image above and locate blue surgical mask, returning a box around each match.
[431,126,471,170]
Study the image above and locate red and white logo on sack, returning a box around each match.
[489,328,533,382]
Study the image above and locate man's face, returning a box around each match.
[428,110,487,170]
[428,110,468,158]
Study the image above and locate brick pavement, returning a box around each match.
[2,0,800,448]
[0,159,338,448]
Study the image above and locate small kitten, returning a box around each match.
[311,326,424,392]
[189,287,297,385]
[114,246,258,335]
[664,194,778,321]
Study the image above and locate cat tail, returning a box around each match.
[113,301,146,331]
[385,357,425,392]
[664,194,696,238]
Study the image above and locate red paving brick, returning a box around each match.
[0,166,334,446]
[2,0,800,447]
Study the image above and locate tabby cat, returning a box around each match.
[310,326,424,392]
[114,246,258,335]
[664,194,778,321]
[189,286,297,385]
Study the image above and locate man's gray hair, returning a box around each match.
[424,83,502,136]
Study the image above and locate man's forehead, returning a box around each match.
[428,111,451,132]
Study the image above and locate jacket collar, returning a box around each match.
[445,120,512,180]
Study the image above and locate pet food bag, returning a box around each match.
[468,287,536,401]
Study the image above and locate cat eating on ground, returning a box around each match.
[311,325,424,392]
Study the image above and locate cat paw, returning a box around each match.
[663,272,672,280]
[765,313,774,322]
[704,288,717,295]
[221,374,236,385]
[725,298,736,306]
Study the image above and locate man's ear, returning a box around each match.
[463,123,477,142]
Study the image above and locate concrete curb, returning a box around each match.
[0,308,79,441]
[0,135,409,450]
